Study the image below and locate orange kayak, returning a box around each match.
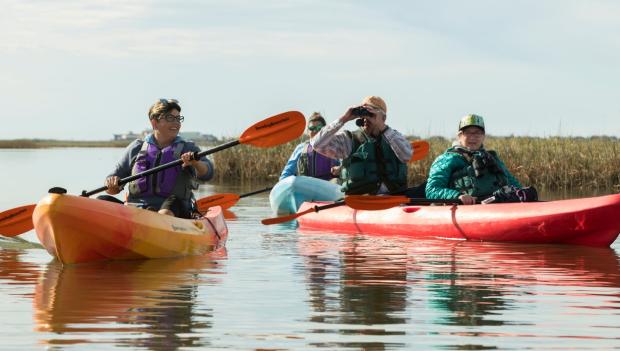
[33,194,228,264]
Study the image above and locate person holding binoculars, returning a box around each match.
[310,96,413,195]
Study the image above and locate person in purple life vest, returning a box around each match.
[279,112,341,182]
[100,98,214,218]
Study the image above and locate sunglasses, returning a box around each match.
[158,114,185,123]
[308,124,324,132]
[159,98,179,106]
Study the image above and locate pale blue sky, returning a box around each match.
[2,0,619,140]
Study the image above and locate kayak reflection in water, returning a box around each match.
[425,114,537,205]
[99,98,214,218]
[33,254,223,349]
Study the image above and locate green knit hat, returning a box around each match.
[458,114,485,131]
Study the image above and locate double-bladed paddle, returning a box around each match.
[81,111,304,197]
[261,195,461,225]
[261,139,433,225]
[196,187,273,212]
[344,195,461,210]
[0,204,37,237]
[0,111,305,237]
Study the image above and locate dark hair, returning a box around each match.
[148,99,182,120]
[308,112,326,126]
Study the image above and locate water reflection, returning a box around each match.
[34,252,226,350]
[0,243,44,299]
[300,234,410,350]
[298,231,620,349]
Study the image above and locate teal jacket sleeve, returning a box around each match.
[279,143,306,180]
[425,152,463,200]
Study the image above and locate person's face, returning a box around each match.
[360,105,386,136]
[152,109,183,139]
[307,120,324,137]
[458,126,485,150]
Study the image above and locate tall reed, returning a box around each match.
[211,135,620,192]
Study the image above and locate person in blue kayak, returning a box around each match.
[425,114,537,205]
[311,96,413,195]
[101,98,214,217]
[279,112,341,181]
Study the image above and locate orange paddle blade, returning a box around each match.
[344,195,410,211]
[0,204,36,237]
[239,111,305,147]
[261,207,315,225]
[222,209,237,220]
[410,140,430,162]
[196,193,240,212]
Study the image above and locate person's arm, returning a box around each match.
[382,128,413,163]
[182,143,214,181]
[311,106,361,159]
[425,153,462,200]
[279,143,305,180]
[310,119,354,160]
[197,157,214,181]
[105,140,141,195]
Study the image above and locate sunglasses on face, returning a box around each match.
[159,98,179,106]
[308,124,324,132]
[158,114,185,123]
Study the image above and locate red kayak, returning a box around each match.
[297,194,620,247]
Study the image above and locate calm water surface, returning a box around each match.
[1,148,619,350]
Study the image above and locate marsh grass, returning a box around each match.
[3,136,619,192]
[212,135,620,192]
[0,139,131,148]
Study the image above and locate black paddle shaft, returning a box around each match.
[239,187,273,199]
[81,139,240,197]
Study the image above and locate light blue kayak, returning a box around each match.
[269,176,343,215]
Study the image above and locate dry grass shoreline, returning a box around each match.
[210,135,620,192]
[0,139,132,148]
[2,136,619,192]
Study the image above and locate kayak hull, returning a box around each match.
[297,194,620,247]
[269,175,342,215]
[33,194,228,264]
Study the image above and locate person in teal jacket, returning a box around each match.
[425,114,534,205]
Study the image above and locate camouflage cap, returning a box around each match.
[458,114,485,131]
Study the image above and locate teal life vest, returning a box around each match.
[447,146,508,198]
[340,129,407,195]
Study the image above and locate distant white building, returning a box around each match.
[179,132,202,140]
[112,130,218,143]
[113,131,141,141]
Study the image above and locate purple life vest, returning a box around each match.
[297,143,336,180]
[128,141,185,198]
